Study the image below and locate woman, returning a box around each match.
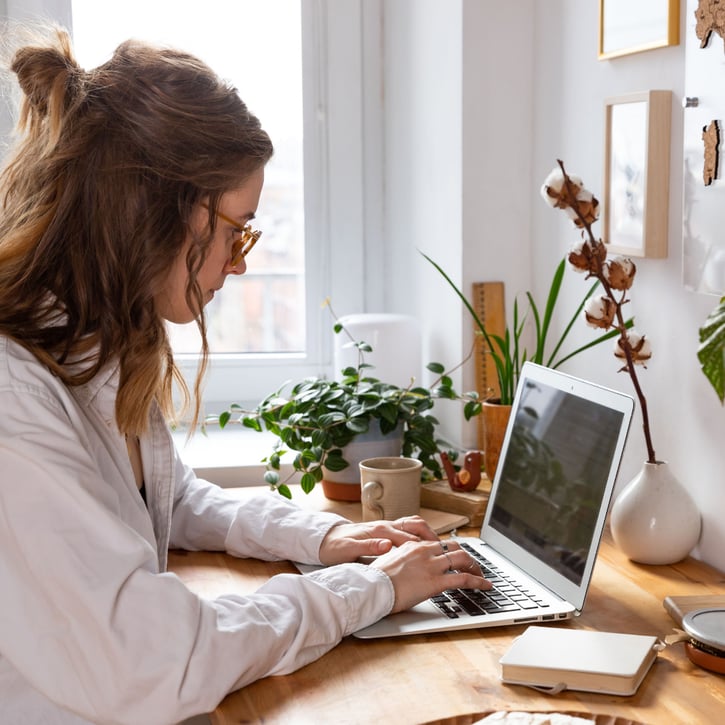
[0,27,488,724]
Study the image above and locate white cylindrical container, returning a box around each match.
[333,313,422,388]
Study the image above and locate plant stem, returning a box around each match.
[557,159,657,464]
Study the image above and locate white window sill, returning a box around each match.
[172,426,299,488]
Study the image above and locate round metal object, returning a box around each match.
[682,608,725,674]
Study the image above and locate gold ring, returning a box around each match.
[444,552,455,572]
[440,541,449,553]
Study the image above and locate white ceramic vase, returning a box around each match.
[610,461,701,565]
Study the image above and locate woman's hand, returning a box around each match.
[319,518,491,614]
[370,540,491,613]
[318,515,436,566]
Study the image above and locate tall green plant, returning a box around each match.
[422,254,632,404]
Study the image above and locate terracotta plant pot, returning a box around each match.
[481,400,512,482]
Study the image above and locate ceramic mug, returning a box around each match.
[359,456,422,521]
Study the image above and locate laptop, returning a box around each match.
[353,361,633,639]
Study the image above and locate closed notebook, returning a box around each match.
[499,626,661,696]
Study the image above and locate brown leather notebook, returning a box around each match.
[663,595,725,627]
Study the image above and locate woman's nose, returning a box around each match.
[225,258,246,276]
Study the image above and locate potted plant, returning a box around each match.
[422,254,630,404]
[698,295,725,403]
[216,304,482,500]
[421,252,631,479]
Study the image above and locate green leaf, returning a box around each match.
[300,448,318,465]
[434,385,456,400]
[464,400,482,420]
[698,296,725,403]
[277,483,293,499]
[546,279,600,367]
[426,361,445,374]
[241,416,262,432]
[552,317,634,368]
[317,411,347,427]
[218,410,231,429]
[300,473,317,493]
[377,403,400,426]
[533,257,565,363]
[310,428,330,448]
[322,450,349,472]
[346,417,370,434]
[420,251,507,394]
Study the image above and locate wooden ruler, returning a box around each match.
[471,281,506,451]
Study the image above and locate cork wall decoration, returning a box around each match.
[702,120,720,186]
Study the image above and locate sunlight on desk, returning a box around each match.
[168,487,725,725]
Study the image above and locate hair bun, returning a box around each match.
[11,28,84,117]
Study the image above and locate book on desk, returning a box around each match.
[499,626,661,696]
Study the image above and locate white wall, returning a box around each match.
[460,0,535,408]
[382,0,536,448]
[530,0,725,569]
[5,0,70,26]
[382,0,725,570]
[383,0,466,441]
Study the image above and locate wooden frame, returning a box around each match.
[603,91,671,258]
[598,0,679,60]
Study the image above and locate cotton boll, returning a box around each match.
[614,332,652,365]
[584,295,616,329]
[605,257,636,290]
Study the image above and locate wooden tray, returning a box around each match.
[663,594,725,627]
[420,478,491,528]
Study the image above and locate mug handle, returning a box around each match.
[362,480,384,520]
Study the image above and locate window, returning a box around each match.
[2,0,376,414]
[70,0,310,410]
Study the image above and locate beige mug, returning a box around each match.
[359,456,422,521]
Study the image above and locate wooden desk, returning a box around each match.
[168,488,725,725]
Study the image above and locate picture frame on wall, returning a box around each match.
[603,91,672,258]
[598,0,679,60]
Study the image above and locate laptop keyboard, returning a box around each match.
[430,542,551,619]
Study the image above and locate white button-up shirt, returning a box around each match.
[0,336,394,724]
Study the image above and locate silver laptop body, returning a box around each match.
[353,362,633,639]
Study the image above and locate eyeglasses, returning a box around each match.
[204,205,262,266]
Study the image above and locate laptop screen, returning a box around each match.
[488,377,625,586]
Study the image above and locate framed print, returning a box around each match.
[603,91,672,258]
[599,0,680,59]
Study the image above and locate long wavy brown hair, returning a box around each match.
[0,27,273,435]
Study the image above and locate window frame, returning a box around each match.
[187,0,378,413]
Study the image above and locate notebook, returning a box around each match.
[499,626,660,696]
[353,362,634,639]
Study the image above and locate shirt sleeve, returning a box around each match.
[0,444,394,725]
[168,449,350,564]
